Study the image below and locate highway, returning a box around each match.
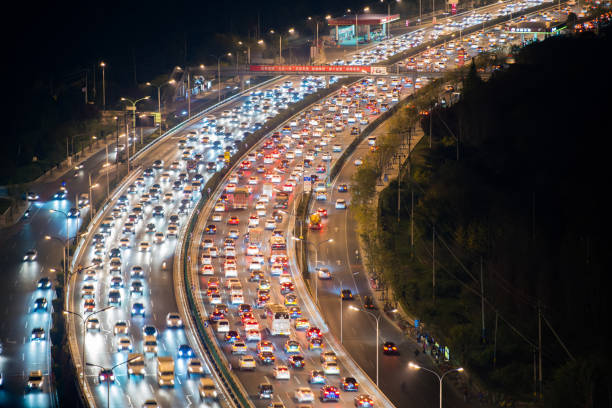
[0,0,566,406]
[306,4,569,408]
[0,82,264,408]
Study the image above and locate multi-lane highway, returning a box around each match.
[0,0,568,406]
[307,4,570,408]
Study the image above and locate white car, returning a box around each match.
[248,215,259,228]
[264,219,276,230]
[273,365,291,380]
[247,245,259,256]
[246,329,261,341]
[166,313,183,328]
[323,361,340,375]
[294,387,315,402]
[335,199,347,209]
[354,158,363,166]
[271,175,282,183]
[230,294,244,304]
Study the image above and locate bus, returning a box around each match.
[265,304,291,336]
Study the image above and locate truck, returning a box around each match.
[199,377,218,401]
[265,304,291,336]
[127,353,145,377]
[270,235,286,250]
[262,183,274,201]
[157,356,175,387]
[229,186,249,210]
[274,192,289,209]
[308,213,322,230]
[246,228,264,247]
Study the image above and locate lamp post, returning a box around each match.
[349,306,381,386]
[146,79,176,136]
[48,209,70,279]
[85,355,140,408]
[88,175,99,223]
[292,236,333,304]
[120,96,150,173]
[307,17,321,62]
[380,0,401,38]
[64,306,114,391]
[210,53,232,102]
[100,62,106,110]
[44,235,67,287]
[408,362,464,408]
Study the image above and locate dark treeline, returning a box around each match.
[378,28,612,405]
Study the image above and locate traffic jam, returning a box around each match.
[195,73,416,407]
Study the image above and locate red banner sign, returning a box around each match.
[248,65,372,73]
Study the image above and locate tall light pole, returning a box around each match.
[120,96,150,173]
[381,0,401,38]
[210,53,232,102]
[292,237,333,304]
[64,306,114,391]
[44,235,67,287]
[88,175,99,223]
[85,355,140,408]
[408,362,465,408]
[100,62,106,110]
[270,28,294,64]
[48,209,70,294]
[307,17,320,62]
[146,79,176,136]
[349,306,381,386]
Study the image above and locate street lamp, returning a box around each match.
[270,28,295,64]
[210,53,232,102]
[48,209,70,279]
[408,362,464,408]
[86,355,140,408]
[100,62,106,110]
[64,306,114,392]
[120,96,150,173]
[349,305,381,386]
[293,237,333,304]
[146,79,176,136]
[380,0,401,38]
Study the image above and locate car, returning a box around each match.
[33,297,47,311]
[295,387,315,402]
[108,290,122,305]
[307,327,322,339]
[130,280,144,296]
[26,192,40,201]
[178,344,194,358]
[23,249,38,261]
[341,289,354,300]
[166,313,183,328]
[143,336,158,355]
[98,369,115,384]
[309,370,327,384]
[320,385,340,402]
[258,383,274,399]
[114,321,129,335]
[130,265,144,278]
[323,361,340,375]
[239,355,256,371]
[143,325,158,338]
[317,267,331,280]
[187,358,204,377]
[30,327,46,341]
[225,330,241,343]
[216,319,230,332]
[205,224,217,234]
[131,302,145,317]
[68,207,80,218]
[86,317,101,331]
[258,351,275,365]
[309,337,323,350]
[231,341,248,355]
[342,377,359,391]
[321,351,337,364]
[37,277,52,290]
[117,337,133,352]
[139,241,151,252]
[383,341,399,355]
[354,394,375,407]
[289,354,305,368]
[285,340,301,354]
[354,158,363,166]
[53,189,67,200]
[335,199,347,209]
[27,370,44,390]
[257,340,274,353]
[273,365,291,380]
[295,317,310,330]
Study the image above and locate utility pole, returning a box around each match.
[187,70,191,118]
[411,189,414,253]
[480,257,485,342]
[432,226,436,303]
[493,311,498,368]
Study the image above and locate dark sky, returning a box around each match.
[7,0,395,88]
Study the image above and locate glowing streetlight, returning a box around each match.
[408,362,464,408]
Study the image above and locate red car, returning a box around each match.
[280,282,295,294]
[307,327,322,339]
[227,216,240,225]
[320,385,340,402]
[317,208,328,218]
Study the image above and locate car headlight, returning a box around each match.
[128,369,133,373]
